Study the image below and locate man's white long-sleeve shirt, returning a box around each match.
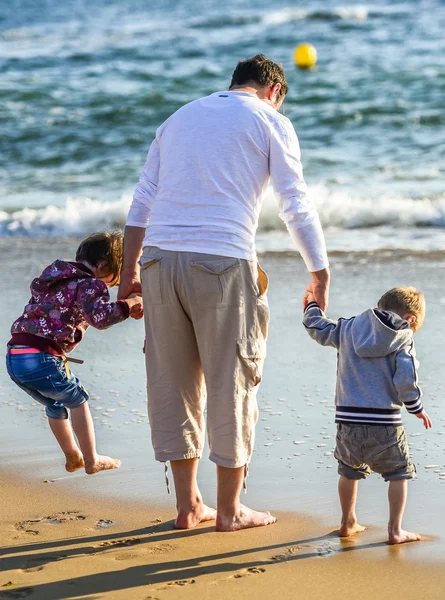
[126,90,328,272]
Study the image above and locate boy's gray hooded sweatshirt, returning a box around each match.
[303,302,423,425]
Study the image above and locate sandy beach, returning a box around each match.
[3,472,445,600]
[2,238,445,598]
[3,0,445,594]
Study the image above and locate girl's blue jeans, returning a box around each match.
[6,347,88,419]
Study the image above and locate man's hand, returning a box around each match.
[303,284,316,309]
[306,268,330,311]
[118,271,142,302]
[125,294,144,320]
[118,225,146,301]
[416,410,432,429]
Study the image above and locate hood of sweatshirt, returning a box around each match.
[32,260,94,295]
[351,309,413,358]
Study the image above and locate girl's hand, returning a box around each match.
[125,295,144,320]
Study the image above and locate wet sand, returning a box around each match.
[2,238,445,598]
[2,473,445,600]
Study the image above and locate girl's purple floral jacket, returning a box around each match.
[9,260,130,355]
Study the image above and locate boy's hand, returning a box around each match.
[416,410,432,429]
[125,294,144,320]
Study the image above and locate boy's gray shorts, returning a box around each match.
[334,423,416,481]
[140,247,269,469]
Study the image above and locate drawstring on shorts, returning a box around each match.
[164,462,171,495]
[243,464,249,494]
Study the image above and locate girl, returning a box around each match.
[6,231,143,475]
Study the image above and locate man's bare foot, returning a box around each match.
[85,455,121,475]
[216,504,277,532]
[65,451,85,473]
[388,529,421,545]
[338,522,367,537]
[175,504,217,529]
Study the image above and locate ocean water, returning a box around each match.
[1,0,445,251]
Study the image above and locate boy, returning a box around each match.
[303,286,431,544]
[6,232,143,475]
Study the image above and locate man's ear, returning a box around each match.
[269,83,281,102]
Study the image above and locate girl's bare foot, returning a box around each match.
[85,455,121,475]
[338,522,367,537]
[65,451,85,473]
[175,504,217,529]
[388,529,421,545]
[216,504,277,532]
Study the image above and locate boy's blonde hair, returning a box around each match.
[377,287,425,332]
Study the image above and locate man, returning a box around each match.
[119,54,330,532]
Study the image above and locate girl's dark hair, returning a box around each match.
[230,54,288,101]
[75,231,123,286]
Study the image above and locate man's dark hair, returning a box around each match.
[75,231,123,286]
[230,54,288,101]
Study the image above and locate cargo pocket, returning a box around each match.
[237,338,266,390]
[141,258,162,305]
[191,258,242,307]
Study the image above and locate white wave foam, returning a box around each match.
[262,6,368,25]
[262,9,308,25]
[0,196,131,236]
[334,6,368,20]
[260,184,445,230]
[2,187,445,242]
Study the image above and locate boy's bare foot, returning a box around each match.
[85,456,121,475]
[338,522,367,537]
[65,451,85,473]
[175,504,217,529]
[216,504,277,532]
[388,529,421,545]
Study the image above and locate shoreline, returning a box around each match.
[260,248,445,260]
[2,235,445,262]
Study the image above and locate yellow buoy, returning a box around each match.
[294,43,317,69]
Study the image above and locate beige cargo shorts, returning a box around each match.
[140,246,270,469]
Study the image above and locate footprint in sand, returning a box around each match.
[113,551,142,561]
[98,537,141,548]
[233,567,266,578]
[21,566,44,574]
[270,545,307,561]
[15,512,86,534]
[95,519,115,529]
[157,579,195,590]
[113,544,175,560]
[316,542,336,557]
